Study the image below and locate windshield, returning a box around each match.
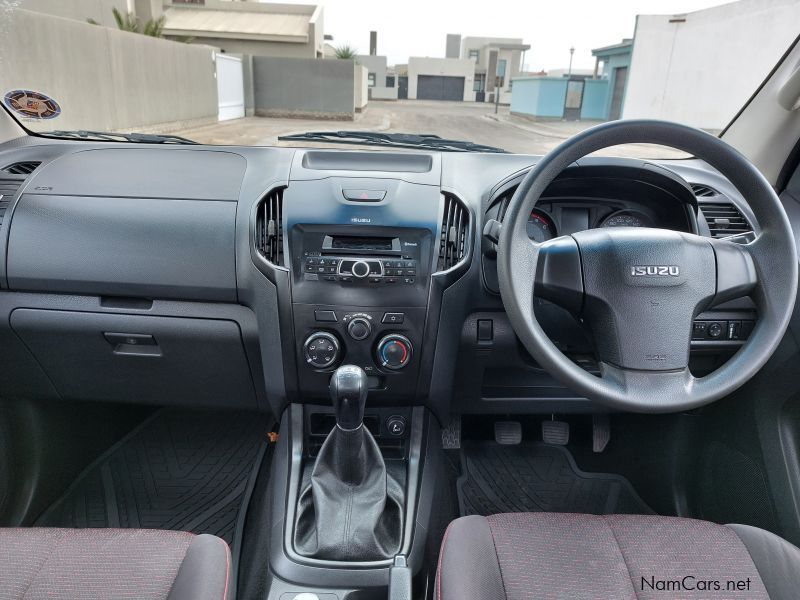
[2,0,798,157]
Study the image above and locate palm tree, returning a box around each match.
[112,8,140,32]
[87,8,167,38]
[334,44,358,60]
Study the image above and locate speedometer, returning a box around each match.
[599,210,652,229]
[527,210,557,242]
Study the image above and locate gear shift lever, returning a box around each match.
[330,365,368,430]
[293,365,404,560]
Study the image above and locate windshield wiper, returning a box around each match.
[278,131,507,153]
[40,130,199,145]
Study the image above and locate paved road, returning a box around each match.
[175,100,685,158]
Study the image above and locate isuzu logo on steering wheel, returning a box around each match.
[630,265,681,277]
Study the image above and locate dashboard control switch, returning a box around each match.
[347,317,372,341]
[477,319,493,341]
[314,310,338,323]
[376,334,412,370]
[382,312,405,324]
[303,332,342,370]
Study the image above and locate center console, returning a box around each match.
[290,225,433,402]
[250,154,467,599]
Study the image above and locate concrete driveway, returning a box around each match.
[174,100,685,158]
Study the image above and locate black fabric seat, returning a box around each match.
[437,513,800,600]
[0,528,230,600]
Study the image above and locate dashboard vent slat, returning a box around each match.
[698,201,752,238]
[0,178,23,227]
[437,194,469,272]
[690,183,719,198]
[255,188,285,266]
[3,161,41,175]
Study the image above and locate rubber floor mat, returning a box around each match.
[457,442,653,516]
[37,409,271,544]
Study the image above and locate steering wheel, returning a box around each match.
[498,120,798,412]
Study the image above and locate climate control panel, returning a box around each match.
[294,305,425,401]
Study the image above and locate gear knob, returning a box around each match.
[329,365,368,430]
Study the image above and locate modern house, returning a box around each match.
[446,34,530,103]
[148,0,326,58]
[406,57,475,102]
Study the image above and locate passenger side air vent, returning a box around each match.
[437,194,470,272]
[690,183,719,198]
[3,161,41,175]
[255,188,285,266]
[698,201,752,238]
[0,178,23,227]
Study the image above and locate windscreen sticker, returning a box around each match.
[4,89,61,120]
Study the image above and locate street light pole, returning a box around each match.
[567,46,575,78]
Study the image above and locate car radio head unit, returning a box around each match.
[322,234,402,256]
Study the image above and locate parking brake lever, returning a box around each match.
[388,555,412,600]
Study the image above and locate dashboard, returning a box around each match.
[0,139,762,420]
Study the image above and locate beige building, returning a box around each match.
[406,57,475,102]
[143,0,325,58]
[446,34,530,103]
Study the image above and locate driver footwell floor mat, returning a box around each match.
[36,409,271,545]
[457,442,654,516]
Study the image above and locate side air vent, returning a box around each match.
[437,194,470,272]
[3,161,41,175]
[698,201,752,238]
[255,188,285,266]
[0,178,23,227]
[691,183,720,198]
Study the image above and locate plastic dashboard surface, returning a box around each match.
[0,139,763,416]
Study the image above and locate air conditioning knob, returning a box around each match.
[351,260,371,279]
[376,334,412,370]
[347,317,372,341]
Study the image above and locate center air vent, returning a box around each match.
[698,201,752,238]
[437,194,470,272]
[0,178,23,227]
[255,188,285,266]
[3,161,41,175]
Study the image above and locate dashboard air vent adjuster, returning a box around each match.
[255,188,285,266]
[698,201,752,238]
[0,178,23,227]
[437,194,469,272]
[3,161,41,175]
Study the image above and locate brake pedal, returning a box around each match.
[542,419,569,445]
[494,421,522,445]
[592,414,611,453]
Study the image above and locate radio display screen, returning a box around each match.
[330,236,394,251]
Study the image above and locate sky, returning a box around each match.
[290,0,732,69]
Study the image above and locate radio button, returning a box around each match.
[369,277,382,284]
[352,260,371,279]
[385,277,398,284]
[339,276,353,282]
